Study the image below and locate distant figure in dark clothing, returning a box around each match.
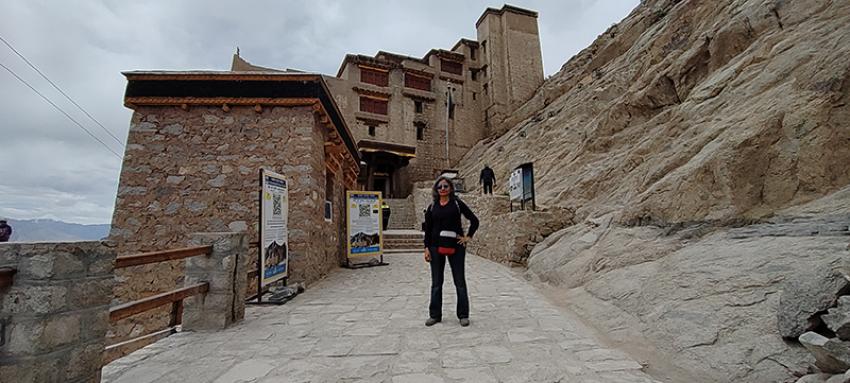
[479,165,496,195]
[0,220,12,242]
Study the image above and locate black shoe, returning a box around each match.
[459,318,470,327]
[426,318,441,326]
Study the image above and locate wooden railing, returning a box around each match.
[0,266,15,289]
[114,245,212,268]
[104,245,212,362]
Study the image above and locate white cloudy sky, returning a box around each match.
[0,0,638,224]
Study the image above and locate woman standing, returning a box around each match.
[423,176,479,327]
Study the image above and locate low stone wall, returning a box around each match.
[1,234,249,381]
[468,209,574,266]
[0,241,116,383]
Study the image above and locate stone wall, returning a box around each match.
[467,209,573,266]
[109,104,347,345]
[0,241,115,383]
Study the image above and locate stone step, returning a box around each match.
[384,230,424,250]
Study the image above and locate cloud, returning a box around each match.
[0,0,638,224]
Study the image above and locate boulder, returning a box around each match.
[799,332,850,373]
[797,374,833,383]
[825,370,850,383]
[823,296,850,341]
[778,265,850,339]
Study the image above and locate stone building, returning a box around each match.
[232,4,544,198]
[108,72,359,343]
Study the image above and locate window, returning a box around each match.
[368,125,376,136]
[404,73,431,91]
[415,122,426,140]
[481,65,487,78]
[481,40,487,55]
[441,59,463,75]
[448,103,455,120]
[483,83,489,95]
[325,170,334,221]
[360,68,388,87]
[360,96,388,115]
[472,92,477,100]
[470,46,477,60]
[470,70,478,81]
[414,100,423,113]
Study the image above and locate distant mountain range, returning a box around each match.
[4,218,110,242]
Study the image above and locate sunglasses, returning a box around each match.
[436,184,451,190]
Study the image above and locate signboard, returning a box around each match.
[509,163,536,211]
[509,168,522,200]
[346,191,383,257]
[260,169,289,286]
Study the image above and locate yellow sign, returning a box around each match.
[346,191,383,258]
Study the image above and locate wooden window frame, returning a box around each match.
[360,67,389,87]
[404,73,432,91]
[359,96,388,115]
[441,59,463,75]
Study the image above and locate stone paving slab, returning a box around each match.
[102,253,662,383]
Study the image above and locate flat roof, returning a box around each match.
[475,4,538,28]
[122,71,360,164]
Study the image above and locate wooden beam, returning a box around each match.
[125,73,321,82]
[115,246,212,269]
[109,283,210,322]
[103,326,177,366]
[124,97,319,108]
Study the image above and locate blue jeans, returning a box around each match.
[429,246,469,319]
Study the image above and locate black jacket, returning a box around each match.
[423,198,479,248]
[480,167,495,184]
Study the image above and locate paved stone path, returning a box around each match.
[102,253,661,383]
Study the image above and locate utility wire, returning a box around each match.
[0,34,125,146]
[0,61,123,160]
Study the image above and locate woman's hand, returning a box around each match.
[424,248,431,262]
[457,236,471,246]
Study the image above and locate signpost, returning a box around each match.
[256,168,291,304]
[509,163,536,212]
[345,191,388,268]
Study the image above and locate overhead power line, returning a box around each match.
[0,34,125,146]
[0,60,123,160]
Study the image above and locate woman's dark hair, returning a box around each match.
[431,176,456,202]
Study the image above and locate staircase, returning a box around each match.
[382,196,424,253]
[383,230,424,253]
[385,197,418,230]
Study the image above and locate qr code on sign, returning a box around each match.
[272,194,282,215]
[358,204,371,217]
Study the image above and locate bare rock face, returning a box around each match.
[457,0,850,223]
[823,297,850,341]
[454,0,850,381]
[778,266,850,339]
[799,332,850,373]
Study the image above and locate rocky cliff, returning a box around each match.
[456,0,850,381]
